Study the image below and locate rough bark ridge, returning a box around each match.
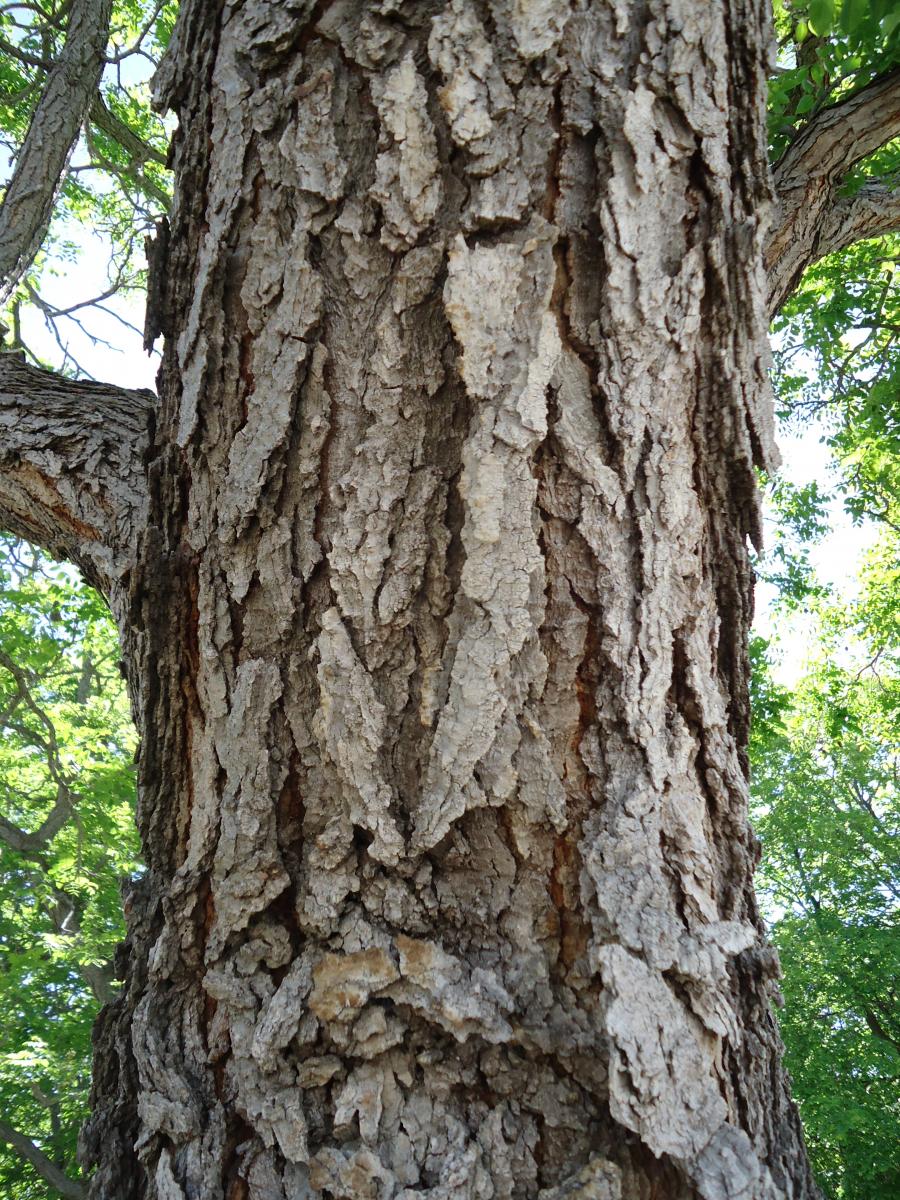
[80,3,817,1198]
[0,356,151,600]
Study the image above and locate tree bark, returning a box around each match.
[3,2,821,1198]
[0,356,151,600]
[767,68,900,317]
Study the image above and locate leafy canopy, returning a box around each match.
[753,7,900,1199]
[0,537,139,1197]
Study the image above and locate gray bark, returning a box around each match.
[1,3,827,1198]
[0,0,114,303]
[0,356,151,600]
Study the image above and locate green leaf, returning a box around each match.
[841,0,870,34]
[808,0,836,36]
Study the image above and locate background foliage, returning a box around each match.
[0,3,168,1192]
[0,0,174,375]
[752,6,900,1197]
[0,538,139,1195]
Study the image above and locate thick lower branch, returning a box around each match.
[0,356,152,594]
[820,182,900,250]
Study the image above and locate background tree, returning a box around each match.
[0,0,173,372]
[751,634,900,1200]
[751,9,900,1196]
[0,2,898,1199]
[0,536,139,1198]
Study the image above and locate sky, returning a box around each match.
[753,410,878,684]
[17,221,159,392]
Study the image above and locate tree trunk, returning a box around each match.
[76,2,816,1197]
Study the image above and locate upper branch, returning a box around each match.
[0,0,114,304]
[0,781,73,858]
[89,94,168,169]
[0,1120,86,1200]
[0,356,152,594]
[774,68,900,188]
[816,181,900,260]
[767,69,900,316]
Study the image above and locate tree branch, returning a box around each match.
[0,356,152,594]
[89,92,168,170]
[0,780,73,856]
[0,1119,87,1200]
[46,885,119,1005]
[863,1006,900,1056]
[0,0,114,304]
[816,182,900,259]
[767,69,900,315]
[774,68,900,187]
